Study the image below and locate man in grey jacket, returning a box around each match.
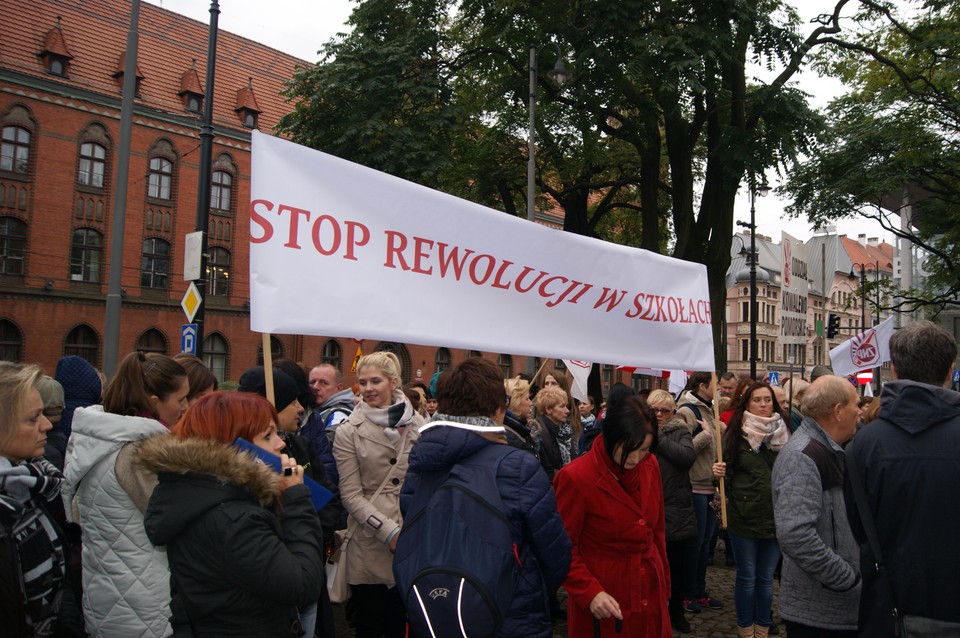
[771,375,861,637]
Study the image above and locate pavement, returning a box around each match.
[333,546,782,637]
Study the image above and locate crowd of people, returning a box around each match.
[0,319,957,637]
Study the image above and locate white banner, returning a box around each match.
[829,316,895,378]
[561,360,592,402]
[779,231,808,346]
[249,132,715,370]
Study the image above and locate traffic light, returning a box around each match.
[827,313,841,339]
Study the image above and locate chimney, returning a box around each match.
[858,234,867,246]
[868,237,879,247]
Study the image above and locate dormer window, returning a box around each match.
[39,17,73,77]
[179,60,204,113]
[113,53,144,97]
[235,78,262,130]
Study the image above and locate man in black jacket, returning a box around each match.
[844,320,960,637]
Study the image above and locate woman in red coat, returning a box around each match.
[554,394,671,638]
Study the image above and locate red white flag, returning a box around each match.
[561,360,592,403]
[829,316,894,378]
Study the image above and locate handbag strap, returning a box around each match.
[846,450,902,624]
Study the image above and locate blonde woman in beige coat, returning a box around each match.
[333,351,423,638]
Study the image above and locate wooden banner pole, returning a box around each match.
[261,333,275,407]
[711,371,727,528]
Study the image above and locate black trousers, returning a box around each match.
[350,584,406,638]
[784,619,857,638]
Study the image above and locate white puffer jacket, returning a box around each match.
[63,406,172,638]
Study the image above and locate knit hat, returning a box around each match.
[37,376,65,411]
[238,366,299,412]
[810,365,833,382]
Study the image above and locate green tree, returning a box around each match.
[786,0,960,311]
[281,0,838,371]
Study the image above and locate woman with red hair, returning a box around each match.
[137,392,324,637]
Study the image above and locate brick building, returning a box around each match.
[0,0,636,392]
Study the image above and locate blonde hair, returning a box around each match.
[646,389,676,410]
[357,351,402,384]
[535,386,568,415]
[0,362,44,442]
[504,377,531,414]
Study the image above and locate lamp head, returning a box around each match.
[757,177,771,197]
[547,59,572,86]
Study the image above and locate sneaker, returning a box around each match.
[697,595,724,610]
[683,599,703,613]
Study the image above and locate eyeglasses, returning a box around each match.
[652,407,674,415]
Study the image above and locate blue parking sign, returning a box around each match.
[181,324,198,355]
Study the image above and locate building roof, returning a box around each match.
[1,0,306,132]
[839,235,895,273]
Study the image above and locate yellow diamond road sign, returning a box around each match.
[181,282,202,323]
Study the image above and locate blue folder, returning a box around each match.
[233,437,334,512]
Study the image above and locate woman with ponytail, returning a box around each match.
[63,351,188,637]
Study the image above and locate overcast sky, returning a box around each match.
[144,0,893,246]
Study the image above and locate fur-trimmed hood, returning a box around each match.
[137,436,282,546]
[659,414,690,435]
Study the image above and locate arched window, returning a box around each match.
[78,142,106,188]
[136,328,167,354]
[210,170,232,213]
[0,319,23,361]
[0,217,26,275]
[203,332,228,382]
[375,342,412,383]
[147,157,173,200]
[434,347,451,373]
[70,228,102,282]
[256,336,284,365]
[321,339,342,369]
[554,359,567,372]
[206,247,230,296]
[497,354,512,378]
[64,324,99,367]
[468,350,482,359]
[1,126,30,174]
[602,364,614,389]
[140,238,169,289]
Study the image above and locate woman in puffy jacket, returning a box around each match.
[138,391,324,637]
[63,351,189,637]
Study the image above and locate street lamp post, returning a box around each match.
[736,174,770,380]
[852,260,883,393]
[527,44,572,222]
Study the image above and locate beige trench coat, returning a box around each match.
[333,403,422,585]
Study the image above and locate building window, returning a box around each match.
[435,347,451,373]
[147,157,173,200]
[376,342,413,383]
[1,126,30,175]
[0,217,26,275]
[78,142,106,188]
[206,247,230,296]
[320,339,342,369]
[256,336,284,365]
[70,228,102,282]
[554,359,566,372]
[468,350,482,359]
[210,170,232,213]
[0,319,23,361]
[136,328,167,354]
[48,57,67,76]
[498,354,512,378]
[203,333,228,382]
[741,339,749,362]
[64,324,99,367]
[603,364,613,389]
[140,238,169,289]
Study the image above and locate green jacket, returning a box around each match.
[724,438,778,539]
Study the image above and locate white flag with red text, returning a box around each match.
[829,316,895,378]
[562,360,592,402]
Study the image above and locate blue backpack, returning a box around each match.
[393,444,521,638]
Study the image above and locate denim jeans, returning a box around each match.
[728,533,781,628]
[691,492,717,598]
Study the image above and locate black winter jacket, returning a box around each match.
[400,422,571,638]
[844,380,960,637]
[139,437,325,638]
[503,410,538,458]
[654,416,698,541]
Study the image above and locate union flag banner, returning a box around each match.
[250,132,716,371]
[829,316,895,378]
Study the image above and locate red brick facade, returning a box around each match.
[0,0,636,392]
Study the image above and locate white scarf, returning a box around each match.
[741,411,790,453]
